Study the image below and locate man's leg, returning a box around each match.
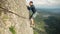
[30,13,35,27]
[29,13,34,19]
[31,18,34,25]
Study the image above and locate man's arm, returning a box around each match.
[31,5,36,13]
[27,6,30,11]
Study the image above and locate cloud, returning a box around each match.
[26,0,60,6]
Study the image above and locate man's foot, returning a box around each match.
[30,24,35,27]
[30,18,35,27]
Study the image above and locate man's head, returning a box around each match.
[29,1,33,6]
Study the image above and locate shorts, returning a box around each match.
[32,12,38,18]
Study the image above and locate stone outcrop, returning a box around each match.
[0,0,33,34]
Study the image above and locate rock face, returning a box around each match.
[0,0,33,34]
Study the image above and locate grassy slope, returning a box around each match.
[33,12,60,34]
[34,13,47,34]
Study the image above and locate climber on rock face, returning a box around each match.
[27,1,37,26]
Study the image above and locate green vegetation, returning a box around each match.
[34,14,46,34]
[9,26,16,34]
[34,30,38,34]
[33,11,60,34]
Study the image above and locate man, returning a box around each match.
[27,1,36,26]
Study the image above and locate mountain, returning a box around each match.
[0,0,33,34]
[34,8,60,34]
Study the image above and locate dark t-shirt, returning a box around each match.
[27,5,36,13]
[30,5,36,13]
[27,5,36,19]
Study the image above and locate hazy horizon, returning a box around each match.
[26,0,60,9]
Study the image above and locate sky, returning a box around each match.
[26,0,60,8]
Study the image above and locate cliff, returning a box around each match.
[0,0,33,34]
